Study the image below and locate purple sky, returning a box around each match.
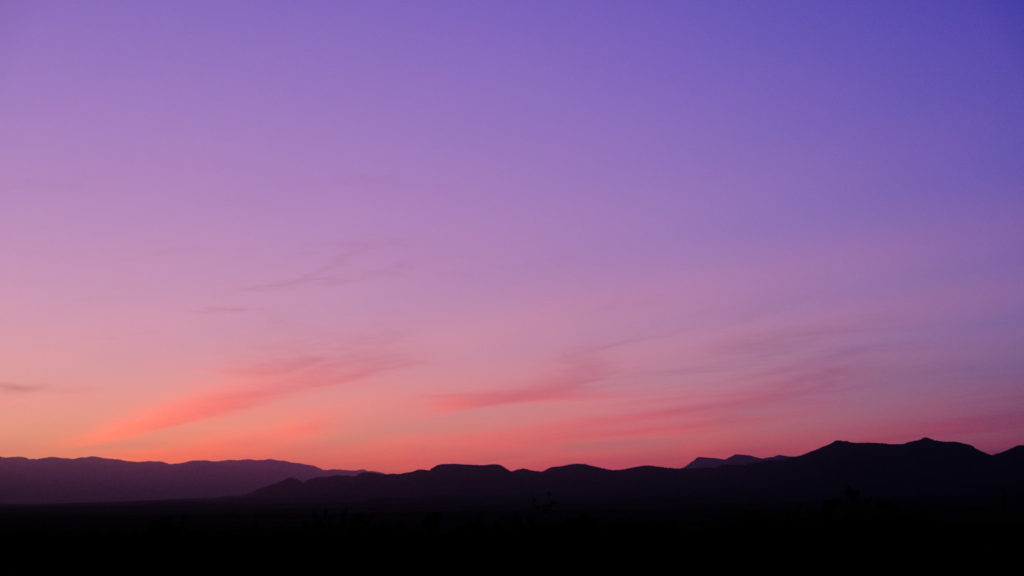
[1,1,1022,471]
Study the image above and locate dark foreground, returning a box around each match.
[1,497,1019,569]
[2,438,1021,567]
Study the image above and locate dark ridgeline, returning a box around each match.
[683,453,790,469]
[1,439,1021,566]
[247,438,1022,515]
[0,456,364,504]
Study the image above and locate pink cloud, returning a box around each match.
[77,354,405,446]
[109,413,335,464]
[431,358,607,411]
[1,381,41,393]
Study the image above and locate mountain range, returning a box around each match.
[0,456,363,504]
[4,438,1018,567]
[3,438,1020,513]
[247,438,1024,515]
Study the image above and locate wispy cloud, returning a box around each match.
[507,323,884,449]
[432,357,608,411]
[196,306,249,314]
[225,355,329,377]
[705,321,880,361]
[910,409,1024,441]
[1,381,41,393]
[243,243,407,292]
[78,352,409,445]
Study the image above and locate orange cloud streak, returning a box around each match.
[78,355,405,446]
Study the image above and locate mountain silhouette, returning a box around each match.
[247,438,1023,515]
[684,453,789,469]
[0,456,364,504]
[1,438,1020,566]
[4,439,1019,512]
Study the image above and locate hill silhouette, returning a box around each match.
[0,456,364,504]
[247,437,1023,516]
[684,453,789,469]
[1,438,1020,566]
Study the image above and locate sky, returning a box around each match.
[1,1,1022,473]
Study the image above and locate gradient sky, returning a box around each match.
[2,1,1022,472]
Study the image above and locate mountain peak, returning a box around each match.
[429,463,509,474]
[684,453,783,470]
